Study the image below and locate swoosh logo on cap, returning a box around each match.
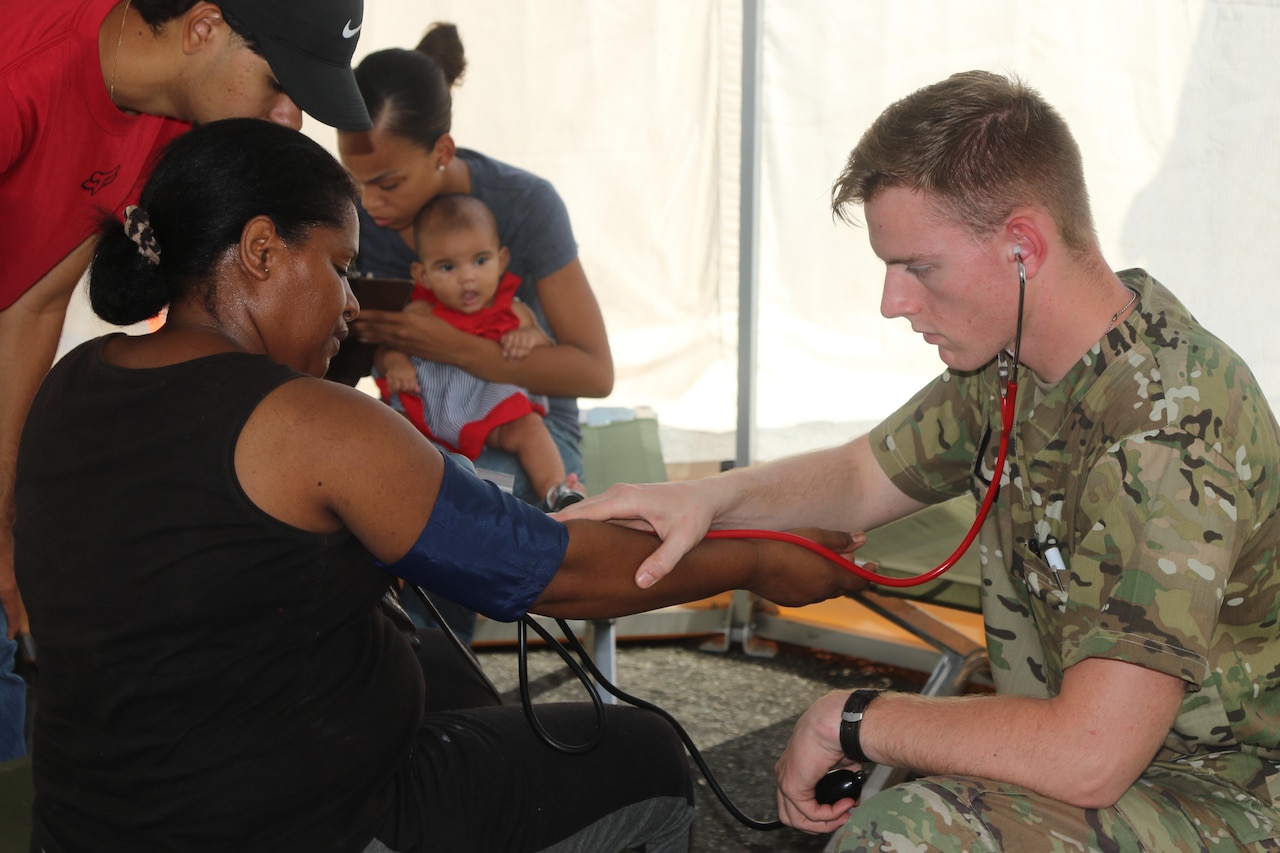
[342,20,362,38]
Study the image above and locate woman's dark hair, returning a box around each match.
[89,118,359,325]
[355,23,466,151]
[415,23,467,86]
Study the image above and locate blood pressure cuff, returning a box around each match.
[378,453,568,622]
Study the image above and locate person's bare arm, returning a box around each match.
[558,433,927,588]
[532,523,866,619]
[353,259,614,398]
[0,237,95,638]
[775,657,1186,833]
[236,378,868,619]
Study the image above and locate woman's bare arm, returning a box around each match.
[236,378,866,618]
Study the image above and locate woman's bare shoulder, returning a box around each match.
[248,376,425,464]
[236,375,442,538]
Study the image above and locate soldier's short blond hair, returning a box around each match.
[832,71,1097,255]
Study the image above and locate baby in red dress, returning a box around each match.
[375,194,585,511]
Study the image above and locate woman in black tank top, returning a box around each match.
[14,119,866,853]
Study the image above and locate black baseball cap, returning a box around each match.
[217,0,372,130]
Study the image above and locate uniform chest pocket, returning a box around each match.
[1015,546,1070,613]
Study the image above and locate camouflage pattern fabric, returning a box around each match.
[852,270,1280,848]
[835,772,1280,852]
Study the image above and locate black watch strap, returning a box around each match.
[839,689,880,764]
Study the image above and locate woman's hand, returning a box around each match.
[747,528,868,606]
[353,308,476,365]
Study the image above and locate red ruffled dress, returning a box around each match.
[376,272,549,460]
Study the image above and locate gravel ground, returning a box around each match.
[476,635,928,853]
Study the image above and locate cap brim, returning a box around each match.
[256,33,372,131]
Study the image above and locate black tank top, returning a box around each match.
[15,337,424,852]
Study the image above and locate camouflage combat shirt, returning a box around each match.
[871,270,1280,825]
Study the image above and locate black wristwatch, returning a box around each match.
[839,689,881,764]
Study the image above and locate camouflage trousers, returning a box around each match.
[831,772,1280,853]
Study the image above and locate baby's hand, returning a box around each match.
[501,327,552,361]
[384,364,420,394]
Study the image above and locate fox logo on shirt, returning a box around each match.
[81,166,120,196]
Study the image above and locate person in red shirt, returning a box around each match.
[0,0,371,761]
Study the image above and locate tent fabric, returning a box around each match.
[59,1,1280,459]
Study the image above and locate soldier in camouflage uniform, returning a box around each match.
[837,264,1280,851]
[561,70,1280,851]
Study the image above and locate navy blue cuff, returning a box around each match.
[378,454,568,621]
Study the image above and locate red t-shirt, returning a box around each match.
[1,0,188,309]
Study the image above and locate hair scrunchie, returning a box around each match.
[123,205,162,266]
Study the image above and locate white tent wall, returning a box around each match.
[756,1,1280,435]
[58,0,1280,463]
[322,0,1280,451]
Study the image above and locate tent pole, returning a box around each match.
[735,0,763,470]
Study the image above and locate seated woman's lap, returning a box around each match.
[371,703,693,853]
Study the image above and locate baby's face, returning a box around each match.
[416,225,504,314]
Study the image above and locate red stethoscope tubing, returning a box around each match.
[705,256,1028,589]
[705,383,1016,588]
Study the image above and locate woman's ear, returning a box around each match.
[433,133,457,170]
[240,216,280,281]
